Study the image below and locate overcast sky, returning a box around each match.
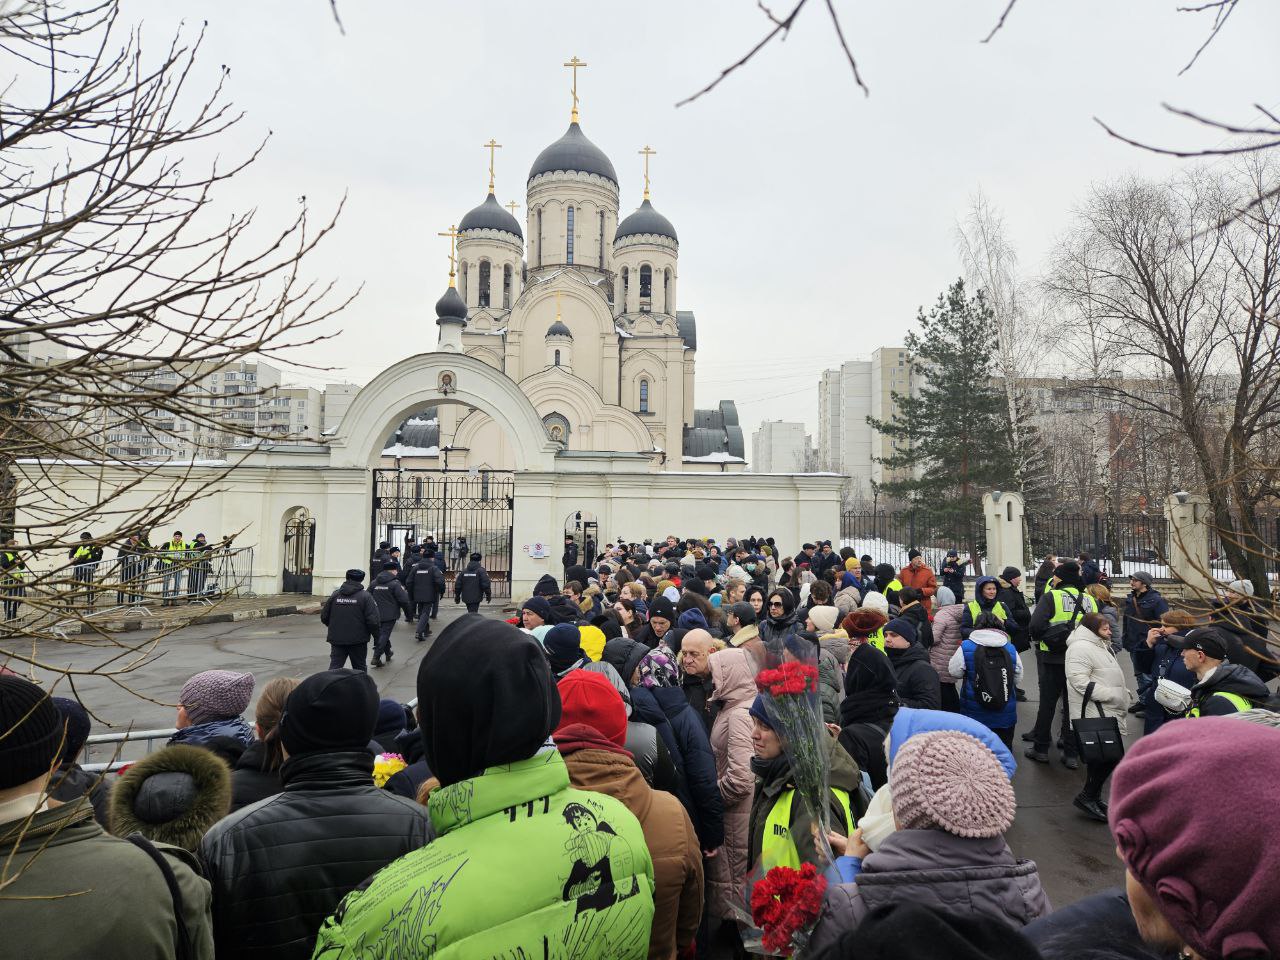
[130,0,1277,443]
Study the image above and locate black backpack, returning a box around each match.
[971,644,1012,711]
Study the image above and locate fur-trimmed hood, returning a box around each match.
[108,743,231,851]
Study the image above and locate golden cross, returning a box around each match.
[506,200,520,216]
[638,145,657,201]
[563,56,588,122]
[437,224,460,286]
[483,138,502,193]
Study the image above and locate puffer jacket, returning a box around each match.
[200,750,431,960]
[321,580,379,647]
[559,734,704,960]
[810,830,1050,954]
[746,733,864,872]
[929,602,965,683]
[312,750,655,959]
[229,739,283,812]
[950,628,1023,731]
[631,684,725,853]
[818,631,851,723]
[707,647,758,919]
[1188,661,1271,717]
[833,585,863,618]
[369,569,412,622]
[886,641,941,710]
[1133,630,1199,733]
[1064,624,1132,734]
[0,800,215,960]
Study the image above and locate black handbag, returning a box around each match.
[1072,681,1126,765]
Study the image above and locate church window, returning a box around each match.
[598,210,605,266]
[622,266,629,297]
[554,349,561,367]
[477,260,491,307]
[536,208,543,267]
[502,264,512,309]
[459,261,468,302]
[639,265,652,310]
[663,268,671,313]
[566,206,575,263]
[640,379,649,413]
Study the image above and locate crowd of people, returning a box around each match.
[1,533,1276,960]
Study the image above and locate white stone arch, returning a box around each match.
[519,367,653,453]
[330,353,558,470]
[465,346,504,370]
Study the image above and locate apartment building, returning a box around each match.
[817,347,915,495]
[750,420,811,473]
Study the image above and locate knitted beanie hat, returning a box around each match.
[556,670,627,747]
[890,730,1016,838]
[521,596,552,621]
[808,605,839,634]
[51,696,92,763]
[179,670,255,726]
[0,675,60,789]
[1110,716,1280,960]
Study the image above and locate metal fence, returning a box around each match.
[839,509,986,572]
[3,546,256,624]
[1025,512,1171,580]
[80,727,179,773]
[1206,513,1280,580]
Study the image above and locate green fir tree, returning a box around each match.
[868,279,1019,549]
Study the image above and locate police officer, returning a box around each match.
[320,568,380,672]
[1,539,29,621]
[1025,560,1096,768]
[186,533,213,602]
[115,533,150,605]
[69,532,103,609]
[453,552,491,613]
[157,530,189,606]
[1175,627,1271,717]
[369,561,412,667]
[562,533,579,585]
[410,550,445,641]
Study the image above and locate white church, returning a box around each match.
[25,64,839,597]
[384,75,744,473]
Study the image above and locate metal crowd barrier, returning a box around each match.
[81,727,179,773]
[5,546,257,626]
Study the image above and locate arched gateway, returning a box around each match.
[328,353,559,597]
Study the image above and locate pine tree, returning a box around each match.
[868,279,1019,556]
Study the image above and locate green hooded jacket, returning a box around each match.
[312,749,655,959]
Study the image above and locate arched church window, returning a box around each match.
[639,265,652,310]
[459,261,468,302]
[664,268,671,313]
[554,349,561,367]
[477,260,491,307]
[622,266,629,297]
[502,264,512,309]
[640,379,649,413]
[536,208,543,267]
[598,210,605,266]
[566,206,575,264]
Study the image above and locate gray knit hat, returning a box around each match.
[179,670,254,725]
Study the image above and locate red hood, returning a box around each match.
[553,722,631,758]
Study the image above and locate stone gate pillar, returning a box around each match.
[1164,493,1213,592]
[983,490,1026,577]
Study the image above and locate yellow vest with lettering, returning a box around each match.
[760,787,856,871]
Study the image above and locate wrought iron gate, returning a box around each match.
[283,517,315,594]
[371,469,515,598]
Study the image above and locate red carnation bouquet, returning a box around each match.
[754,660,833,866]
[750,862,828,956]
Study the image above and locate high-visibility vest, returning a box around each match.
[1188,691,1252,717]
[884,579,903,596]
[159,541,189,565]
[2,552,25,581]
[1039,588,1096,652]
[73,545,94,562]
[867,628,886,653]
[760,786,856,872]
[967,600,1008,623]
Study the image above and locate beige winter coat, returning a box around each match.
[706,647,758,920]
[1064,624,1133,735]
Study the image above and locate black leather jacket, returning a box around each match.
[199,750,431,960]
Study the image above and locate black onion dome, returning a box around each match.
[458,192,523,239]
[615,198,678,243]
[528,122,618,185]
[435,285,467,322]
[545,320,573,339]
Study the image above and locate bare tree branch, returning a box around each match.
[981,0,1019,43]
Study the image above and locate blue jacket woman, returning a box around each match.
[948,627,1023,733]
[1131,618,1199,734]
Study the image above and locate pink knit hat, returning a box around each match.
[179,670,254,725]
[890,730,1016,838]
[1110,717,1280,960]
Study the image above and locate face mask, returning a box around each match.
[745,563,756,572]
